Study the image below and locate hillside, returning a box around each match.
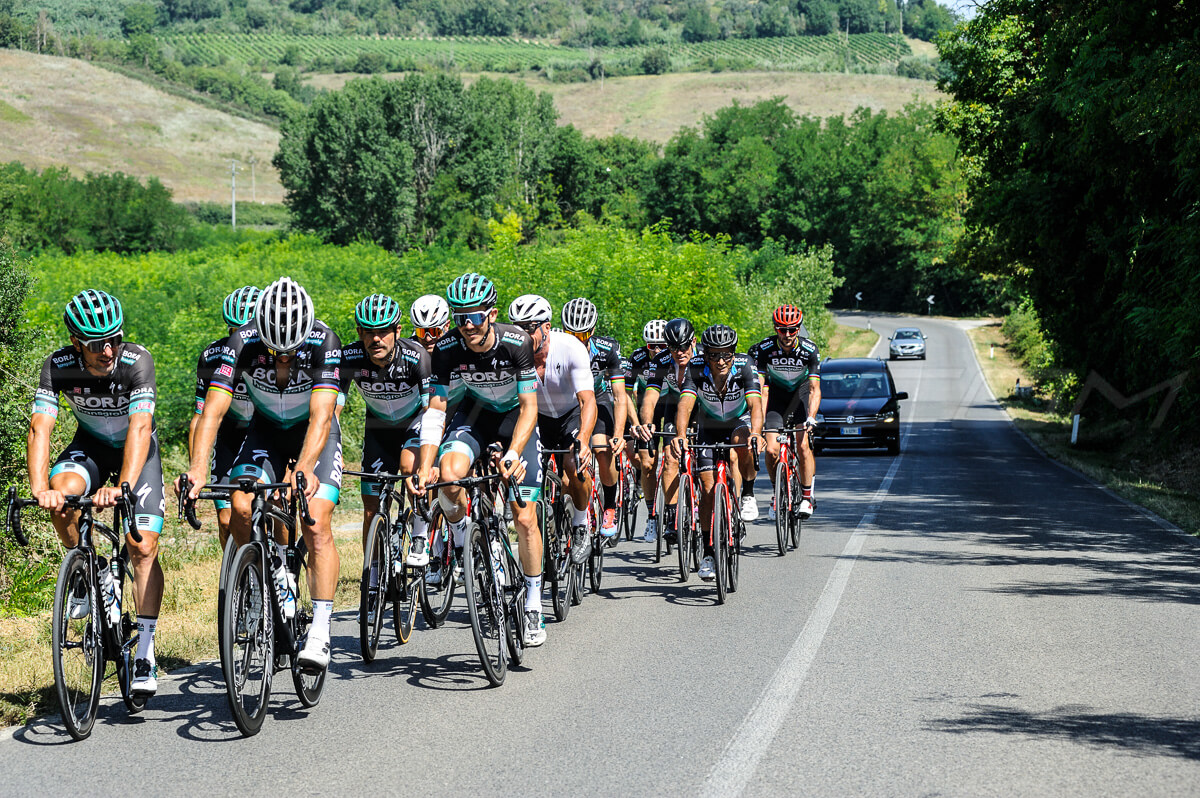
[0,50,283,204]
[308,70,944,143]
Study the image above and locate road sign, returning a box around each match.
[855,292,863,301]
[926,295,935,304]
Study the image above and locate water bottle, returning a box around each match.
[272,556,296,620]
[98,559,120,626]
[490,539,506,586]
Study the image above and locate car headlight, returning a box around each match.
[878,411,896,422]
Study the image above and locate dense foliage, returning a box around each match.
[939,0,1200,429]
[23,227,840,451]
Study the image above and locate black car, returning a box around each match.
[813,358,908,455]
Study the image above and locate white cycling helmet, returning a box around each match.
[256,277,314,353]
[410,294,450,329]
[508,294,552,324]
[561,297,598,333]
[643,319,667,345]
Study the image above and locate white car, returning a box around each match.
[888,327,926,360]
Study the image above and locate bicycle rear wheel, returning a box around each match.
[392,518,419,645]
[728,512,741,594]
[419,508,456,628]
[358,514,388,662]
[112,549,144,714]
[712,488,728,605]
[675,472,692,583]
[540,477,571,622]
[653,469,665,563]
[588,492,605,593]
[774,462,789,556]
[790,461,803,550]
[464,521,506,686]
[216,534,236,678]
[291,540,327,708]
[501,530,525,666]
[222,544,273,736]
[52,549,103,741]
[623,460,639,541]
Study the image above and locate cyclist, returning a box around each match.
[626,319,665,537]
[409,293,452,355]
[749,305,822,519]
[509,294,596,563]
[560,298,627,540]
[181,277,344,673]
[340,294,432,572]
[414,273,546,647]
[632,317,695,543]
[188,286,260,548]
[672,324,762,581]
[28,290,165,696]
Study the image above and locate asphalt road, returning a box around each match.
[4,315,1198,797]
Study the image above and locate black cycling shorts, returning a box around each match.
[693,415,752,474]
[50,429,165,533]
[360,422,420,497]
[592,398,616,439]
[765,388,810,431]
[440,403,543,502]
[230,417,344,504]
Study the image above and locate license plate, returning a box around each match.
[841,426,861,435]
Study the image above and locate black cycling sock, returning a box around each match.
[602,482,617,509]
[741,476,755,497]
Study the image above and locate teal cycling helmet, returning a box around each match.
[355,293,401,329]
[64,290,123,338]
[222,286,261,328]
[446,273,497,310]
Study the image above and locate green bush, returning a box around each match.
[1001,297,1055,378]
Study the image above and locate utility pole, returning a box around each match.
[230,159,237,230]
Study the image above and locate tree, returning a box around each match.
[120,3,158,36]
[682,2,719,42]
[642,48,670,75]
[939,0,1200,425]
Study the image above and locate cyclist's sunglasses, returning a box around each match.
[775,324,802,335]
[667,342,692,354]
[267,346,299,357]
[413,325,445,340]
[567,329,593,344]
[515,321,545,336]
[453,310,490,328]
[357,325,396,337]
[706,350,736,363]
[76,333,122,353]
[646,343,666,352]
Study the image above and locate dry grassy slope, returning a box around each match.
[0,50,283,204]
[307,69,945,143]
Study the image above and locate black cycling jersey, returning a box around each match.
[195,336,254,427]
[586,335,624,401]
[430,323,536,413]
[748,335,821,393]
[626,346,656,397]
[340,337,431,428]
[644,349,691,402]
[680,354,761,427]
[209,320,343,429]
[34,344,157,446]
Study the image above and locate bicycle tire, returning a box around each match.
[392,519,419,645]
[570,559,585,606]
[653,466,665,564]
[728,509,741,594]
[419,507,455,628]
[675,470,692,583]
[113,549,145,713]
[216,534,236,677]
[51,549,103,740]
[358,513,388,662]
[463,521,506,686]
[501,529,525,666]
[774,461,789,557]
[588,489,605,592]
[222,544,273,736]
[713,487,728,605]
[790,462,803,550]
[291,540,326,708]
[551,496,573,621]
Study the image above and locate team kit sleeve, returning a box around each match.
[515,335,538,395]
[208,326,250,398]
[569,338,594,395]
[194,350,210,415]
[32,355,59,419]
[416,347,433,408]
[312,329,343,399]
[127,349,157,417]
[645,356,666,391]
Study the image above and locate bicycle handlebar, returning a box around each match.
[6,483,141,544]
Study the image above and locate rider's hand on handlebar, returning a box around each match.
[93,485,123,509]
[174,469,207,501]
[804,416,818,430]
[499,453,527,483]
[576,441,593,471]
[633,422,654,442]
[34,488,67,513]
[671,435,688,457]
[292,467,319,499]
[611,436,626,456]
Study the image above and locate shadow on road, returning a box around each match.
[926,703,1200,761]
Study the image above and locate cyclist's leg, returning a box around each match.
[125,434,166,689]
[593,400,619,517]
[299,420,344,603]
[438,406,488,540]
[505,419,545,643]
[795,393,816,504]
[400,427,431,563]
[46,433,100,548]
[763,407,786,485]
[226,423,287,549]
[212,418,247,547]
[695,440,717,576]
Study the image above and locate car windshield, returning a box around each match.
[821,372,891,399]
[894,330,921,340]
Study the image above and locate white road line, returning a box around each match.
[700,365,923,798]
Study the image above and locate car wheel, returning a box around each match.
[919,354,926,360]
[886,437,900,456]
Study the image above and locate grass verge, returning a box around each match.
[827,322,879,358]
[968,322,1200,536]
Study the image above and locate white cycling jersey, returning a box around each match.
[535,330,593,418]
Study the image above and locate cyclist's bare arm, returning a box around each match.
[611,377,628,444]
[26,412,60,509]
[182,386,233,498]
[673,393,696,454]
[502,391,539,477]
[808,377,822,419]
[294,389,338,499]
[636,386,661,440]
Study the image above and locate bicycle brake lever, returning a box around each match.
[294,473,316,526]
[7,487,29,547]
[119,482,143,543]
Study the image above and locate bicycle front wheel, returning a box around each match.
[291,540,326,708]
[676,473,692,583]
[419,507,456,628]
[358,514,388,662]
[712,487,728,605]
[545,493,572,622]
[112,549,144,714]
[774,462,789,556]
[52,549,104,741]
[464,522,506,686]
[222,544,273,737]
[216,534,236,677]
[392,520,419,645]
[790,462,803,550]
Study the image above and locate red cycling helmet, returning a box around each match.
[773,305,803,327]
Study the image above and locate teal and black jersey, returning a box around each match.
[431,323,536,414]
[340,338,431,428]
[34,343,157,446]
[680,354,761,426]
[748,335,821,393]
[587,335,624,401]
[195,336,253,427]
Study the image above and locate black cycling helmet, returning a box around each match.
[701,324,738,350]
[663,317,694,349]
